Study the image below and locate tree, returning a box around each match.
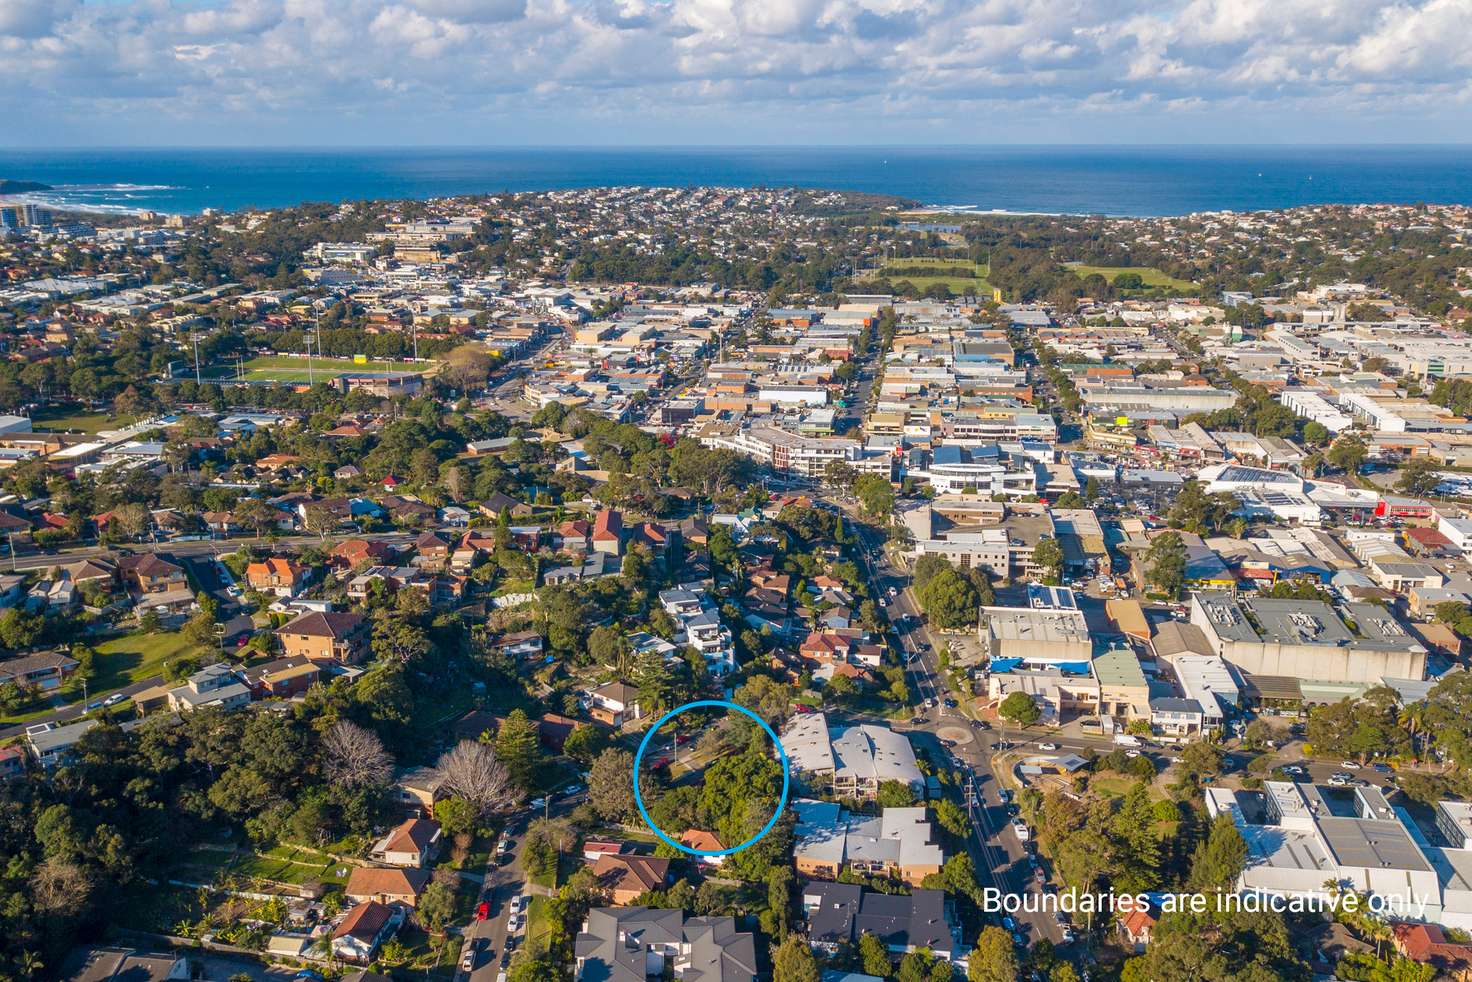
[443,344,496,390]
[434,796,479,837]
[859,932,892,977]
[876,780,916,808]
[322,719,393,789]
[111,502,150,541]
[587,624,627,669]
[824,460,857,496]
[416,878,458,934]
[999,691,1040,726]
[1031,536,1064,584]
[589,748,637,822]
[1398,457,1443,497]
[1145,531,1187,598]
[495,709,542,790]
[1122,906,1308,981]
[772,934,820,982]
[854,474,896,521]
[932,798,969,839]
[969,926,1019,982]
[563,724,609,766]
[1327,434,1368,474]
[1302,421,1330,447]
[435,740,516,815]
[1189,813,1248,893]
[916,567,979,630]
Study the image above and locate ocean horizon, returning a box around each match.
[3,144,1472,219]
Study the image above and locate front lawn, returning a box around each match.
[93,630,202,691]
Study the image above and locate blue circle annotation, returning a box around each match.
[632,699,790,858]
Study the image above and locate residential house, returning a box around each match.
[801,883,957,961]
[589,853,671,904]
[118,553,187,594]
[680,829,726,866]
[587,681,643,727]
[792,800,945,886]
[414,531,451,566]
[245,557,309,597]
[344,866,431,908]
[574,907,757,982]
[329,538,398,571]
[1118,906,1158,953]
[1149,697,1208,740]
[592,508,623,556]
[491,630,544,662]
[58,946,191,982]
[277,610,370,665]
[370,818,441,868]
[26,719,98,769]
[332,901,402,964]
[164,664,253,713]
[394,766,445,812]
[1392,922,1472,977]
[0,650,79,691]
[239,657,321,700]
[0,745,26,781]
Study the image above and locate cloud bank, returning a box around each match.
[2,0,1470,144]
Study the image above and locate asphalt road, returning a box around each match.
[846,516,1067,949]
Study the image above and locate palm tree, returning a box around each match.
[1399,702,1429,759]
[18,951,43,980]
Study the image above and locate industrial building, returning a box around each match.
[1190,592,1426,684]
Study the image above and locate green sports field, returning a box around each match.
[874,256,994,296]
[236,355,433,382]
[1063,263,1198,292]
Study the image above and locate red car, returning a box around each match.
[475,901,490,921]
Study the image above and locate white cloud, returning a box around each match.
[0,0,1468,142]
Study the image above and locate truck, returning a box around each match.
[1113,733,1142,748]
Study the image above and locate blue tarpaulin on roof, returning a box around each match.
[989,658,1023,673]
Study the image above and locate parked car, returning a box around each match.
[1341,761,1360,769]
[461,944,477,972]
[476,901,490,920]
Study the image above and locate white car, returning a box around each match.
[511,895,530,914]
[1038,742,1059,751]
[461,945,476,972]
[509,913,526,933]
[1340,761,1360,769]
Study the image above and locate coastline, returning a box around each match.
[4,144,1472,219]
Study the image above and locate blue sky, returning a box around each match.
[3,0,1471,146]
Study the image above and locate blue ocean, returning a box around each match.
[1,146,1470,218]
